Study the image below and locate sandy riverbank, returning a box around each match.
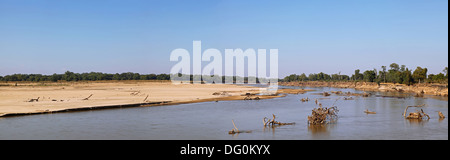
[280,81,448,97]
[0,81,311,117]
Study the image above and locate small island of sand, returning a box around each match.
[0,81,312,117]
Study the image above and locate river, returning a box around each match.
[0,86,447,140]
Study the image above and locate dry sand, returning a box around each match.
[0,81,310,117]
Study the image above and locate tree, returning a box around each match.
[363,70,376,82]
[132,73,141,80]
[299,73,308,81]
[112,73,120,80]
[380,66,387,83]
[284,74,297,82]
[50,73,60,82]
[412,67,427,83]
[402,68,413,85]
[444,67,448,79]
[148,74,157,80]
[352,69,363,81]
[317,72,325,81]
[308,74,317,81]
[63,71,76,81]
[400,65,406,72]
[430,73,445,83]
[331,74,340,81]
[341,75,350,81]
[156,74,170,80]
[390,63,400,72]
[387,63,401,83]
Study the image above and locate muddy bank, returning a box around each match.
[280,81,448,97]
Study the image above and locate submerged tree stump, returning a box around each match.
[228,119,251,134]
[263,114,295,127]
[307,106,339,125]
[438,111,445,119]
[403,104,429,119]
[364,109,376,114]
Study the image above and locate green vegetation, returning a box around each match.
[1,64,447,85]
[0,71,263,83]
[283,63,448,85]
[0,71,171,82]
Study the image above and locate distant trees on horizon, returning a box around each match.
[0,64,448,85]
[0,71,171,82]
[283,63,448,85]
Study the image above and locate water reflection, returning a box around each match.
[308,125,328,133]
[262,124,286,135]
[406,119,429,126]
[307,124,336,139]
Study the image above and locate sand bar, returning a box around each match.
[0,81,311,117]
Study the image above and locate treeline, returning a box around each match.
[283,63,448,85]
[0,71,269,83]
[0,71,171,82]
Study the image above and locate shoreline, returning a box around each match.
[0,81,310,118]
[280,81,448,97]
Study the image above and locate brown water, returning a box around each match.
[0,86,447,140]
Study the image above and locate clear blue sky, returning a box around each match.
[0,0,448,77]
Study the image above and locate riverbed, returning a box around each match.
[0,86,447,140]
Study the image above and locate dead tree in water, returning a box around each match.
[307,106,339,125]
[263,114,295,127]
[308,98,340,125]
[300,98,309,102]
[364,109,376,114]
[438,111,445,119]
[228,120,251,134]
[403,104,430,119]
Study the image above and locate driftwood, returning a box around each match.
[414,93,424,98]
[82,94,93,100]
[361,92,370,97]
[331,91,343,95]
[242,93,256,96]
[143,95,149,102]
[438,111,445,119]
[403,104,430,119]
[376,95,408,99]
[364,109,376,114]
[263,114,295,127]
[406,109,430,119]
[228,119,251,134]
[28,97,40,102]
[300,98,309,102]
[403,104,425,117]
[130,91,141,96]
[308,99,339,125]
[212,91,229,96]
[244,96,260,100]
[308,106,339,125]
[344,97,354,100]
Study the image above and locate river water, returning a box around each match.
[0,86,447,140]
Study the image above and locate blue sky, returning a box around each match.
[0,0,448,77]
